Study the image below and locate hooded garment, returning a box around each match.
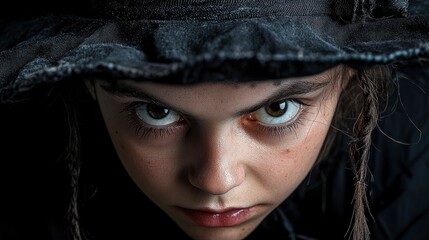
[1,0,429,240]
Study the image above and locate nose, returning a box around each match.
[187,125,245,195]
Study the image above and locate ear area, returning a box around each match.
[84,79,97,100]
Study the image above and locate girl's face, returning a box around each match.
[92,66,348,240]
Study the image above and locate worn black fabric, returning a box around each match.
[1,1,429,240]
[0,0,428,103]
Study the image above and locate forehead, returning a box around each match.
[120,65,339,102]
[128,80,278,102]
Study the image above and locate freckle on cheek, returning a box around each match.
[281,149,291,156]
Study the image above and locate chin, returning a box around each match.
[178,221,259,240]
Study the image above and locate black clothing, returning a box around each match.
[1,66,429,240]
[1,1,428,239]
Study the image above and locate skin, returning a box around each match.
[88,65,348,240]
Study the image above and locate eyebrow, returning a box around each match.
[99,80,330,117]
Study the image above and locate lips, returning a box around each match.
[180,207,253,227]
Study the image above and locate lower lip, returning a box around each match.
[181,207,253,227]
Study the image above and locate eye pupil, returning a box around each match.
[147,104,169,119]
[266,101,287,117]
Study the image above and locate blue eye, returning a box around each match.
[253,100,301,125]
[135,103,181,126]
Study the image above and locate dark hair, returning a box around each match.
[62,64,394,240]
[318,64,394,240]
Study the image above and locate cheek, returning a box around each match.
[111,132,182,201]
[259,106,334,200]
[98,103,179,200]
[277,128,327,179]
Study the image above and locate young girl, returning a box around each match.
[1,1,428,240]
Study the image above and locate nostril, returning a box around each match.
[187,162,245,195]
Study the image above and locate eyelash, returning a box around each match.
[252,109,306,138]
[121,102,186,139]
[132,123,182,139]
[121,99,310,139]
